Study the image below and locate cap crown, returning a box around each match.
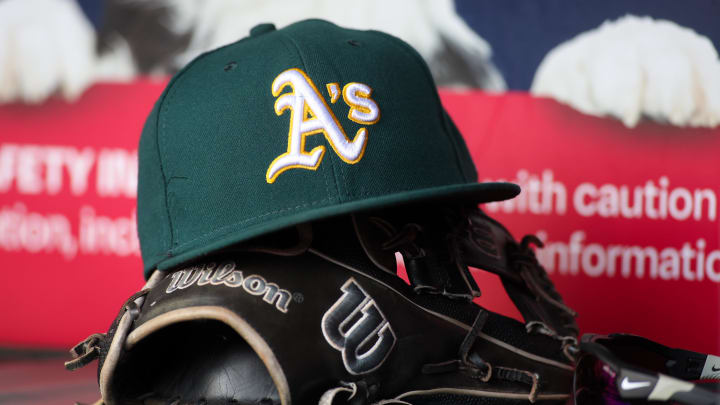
[137,19,488,275]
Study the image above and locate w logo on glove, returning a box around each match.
[321,278,396,375]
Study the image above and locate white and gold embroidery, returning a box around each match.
[342,82,380,125]
[326,83,340,104]
[266,69,379,183]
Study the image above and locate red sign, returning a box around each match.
[0,81,163,347]
[442,91,720,354]
[1,83,718,356]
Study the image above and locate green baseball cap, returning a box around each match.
[137,19,519,277]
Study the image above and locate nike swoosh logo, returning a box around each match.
[712,365,720,372]
[621,377,651,390]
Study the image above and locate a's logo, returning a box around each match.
[166,261,293,313]
[266,68,380,183]
[321,278,396,375]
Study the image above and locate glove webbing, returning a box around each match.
[510,235,576,318]
[374,215,480,300]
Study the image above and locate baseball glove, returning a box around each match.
[66,203,578,405]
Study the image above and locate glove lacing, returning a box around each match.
[420,308,543,402]
[65,289,149,372]
[421,309,492,381]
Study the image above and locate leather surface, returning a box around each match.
[114,320,280,404]
[112,250,573,403]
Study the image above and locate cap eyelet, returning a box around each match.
[224,61,238,72]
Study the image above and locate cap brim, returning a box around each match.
[148,181,519,277]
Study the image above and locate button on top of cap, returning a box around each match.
[250,23,276,37]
